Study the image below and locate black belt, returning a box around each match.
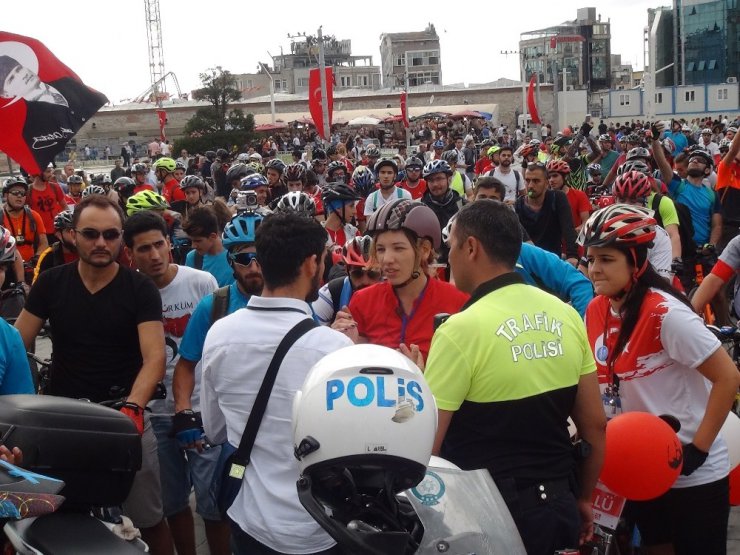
[495,477,573,513]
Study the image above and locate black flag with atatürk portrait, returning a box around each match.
[0,31,108,174]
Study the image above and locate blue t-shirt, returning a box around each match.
[666,131,688,157]
[185,249,235,287]
[668,177,720,245]
[0,320,34,395]
[599,150,619,178]
[178,283,249,362]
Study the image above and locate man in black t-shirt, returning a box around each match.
[15,195,175,555]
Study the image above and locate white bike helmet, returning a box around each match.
[294,344,436,554]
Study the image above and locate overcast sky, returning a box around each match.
[7,0,662,104]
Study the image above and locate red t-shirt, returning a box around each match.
[349,278,469,360]
[28,182,65,233]
[565,187,591,227]
[475,158,493,176]
[161,178,185,204]
[400,179,427,200]
[133,184,155,194]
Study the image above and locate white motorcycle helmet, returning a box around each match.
[293,344,436,555]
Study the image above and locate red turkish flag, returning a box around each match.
[308,67,333,140]
[0,31,108,174]
[400,90,409,129]
[156,109,167,140]
[527,74,541,125]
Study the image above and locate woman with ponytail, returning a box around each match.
[581,203,739,554]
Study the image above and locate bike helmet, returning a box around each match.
[617,159,651,176]
[100,174,112,185]
[719,138,732,151]
[662,137,676,155]
[551,135,572,155]
[216,148,229,159]
[701,128,713,135]
[432,139,445,149]
[112,177,136,197]
[246,161,265,175]
[274,191,317,219]
[578,204,656,249]
[131,163,148,174]
[265,159,286,175]
[236,153,250,163]
[153,157,177,173]
[374,158,398,174]
[613,170,653,200]
[205,150,217,161]
[248,152,263,162]
[322,183,361,207]
[285,163,307,183]
[546,159,571,175]
[404,156,423,170]
[222,212,263,249]
[325,145,338,157]
[327,160,348,180]
[626,133,641,144]
[422,159,453,179]
[0,227,16,264]
[66,175,83,186]
[351,166,376,198]
[598,134,613,142]
[366,199,441,250]
[179,175,206,191]
[587,163,602,175]
[518,143,538,158]
[294,344,435,555]
[626,147,652,163]
[240,174,268,191]
[728,126,738,134]
[2,176,28,194]
[312,149,327,161]
[81,185,106,198]
[126,190,169,216]
[688,148,714,168]
[342,235,373,267]
[365,145,381,159]
[226,163,254,185]
[53,209,74,231]
[441,150,460,166]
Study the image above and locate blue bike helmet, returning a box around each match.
[240,174,268,191]
[222,213,263,249]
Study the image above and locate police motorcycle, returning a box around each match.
[292,344,528,555]
[0,394,149,554]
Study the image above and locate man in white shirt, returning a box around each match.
[487,145,524,204]
[700,128,720,159]
[201,212,352,555]
[363,158,412,216]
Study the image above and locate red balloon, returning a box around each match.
[729,466,740,506]
[600,412,683,501]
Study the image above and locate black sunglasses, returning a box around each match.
[75,228,122,241]
[349,267,381,280]
[229,252,259,267]
[7,190,26,197]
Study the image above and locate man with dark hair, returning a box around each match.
[183,206,233,287]
[201,212,352,554]
[123,211,229,555]
[14,195,174,554]
[473,176,506,201]
[424,199,606,555]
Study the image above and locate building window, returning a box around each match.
[655,92,663,103]
[685,90,695,102]
[246,79,253,89]
[708,60,717,70]
[339,75,351,87]
[718,87,728,100]
[686,62,695,72]
[619,93,630,106]
[697,60,705,71]
[357,75,369,87]
[296,78,309,87]
[395,53,405,67]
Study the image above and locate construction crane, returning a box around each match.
[144,0,167,106]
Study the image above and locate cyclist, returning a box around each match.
[332,199,469,361]
[595,133,619,177]
[363,158,411,216]
[183,206,234,287]
[174,161,187,183]
[310,156,328,187]
[122,211,229,555]
[126,190,189,262]
[322,183,361,279]
[585,163,603,194]
[326,160,349,185]
[474,140,495,175]
[421,159,464,273]
[284,163,307,193]
[716,131,740,249]
[350,165,375,232]
[27,164,68,245]
[516,141,539,170]
[313,236,381,325]
[690,228,740,319]
[82,185,107,198]
[364,145,381,171]
[239,174,270,211]
[264,159,287,204]
[442,150,472,199]
[179,175,209,218]
[154,157,187,215]
[486,145,523,204]
[130,162,155,194]
[33,209,78,283]
[581,203,740,554]
[65,174,84,204]
[274,191,316,220]
[547,159,590,233]
[224,163,254,204]
[1,177,48,279]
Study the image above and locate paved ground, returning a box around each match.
[32,337,740,554]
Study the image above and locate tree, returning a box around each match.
[192,66,241,132]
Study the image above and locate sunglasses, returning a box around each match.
[406,167,422,171]
[527,162,548,170]
[349,267,381,280]
[229,252,259,267]
[75,228,122,241]
[7,191,26,197]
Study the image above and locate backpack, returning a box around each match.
[210,285,231,324]
[650,193,697,256]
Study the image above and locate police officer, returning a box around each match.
[423,200,606,555]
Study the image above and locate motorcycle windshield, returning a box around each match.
[404,465,527,555]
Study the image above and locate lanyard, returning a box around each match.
[393,278,430,345]
[601,310,622,416]
[4,208,26,241]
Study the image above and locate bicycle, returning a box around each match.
[707,324,740,417]
[683,246,730,326]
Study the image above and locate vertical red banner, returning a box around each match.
[527,75,541,125]
[156,109,167,140]
[308,67,334,140]
[400,90,409,128]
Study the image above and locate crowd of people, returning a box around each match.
[0,109,738,555]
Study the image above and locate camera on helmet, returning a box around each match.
[236,191,258,213]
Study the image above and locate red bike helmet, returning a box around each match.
[546,159,571,175]
[578,204,656,249]
[613,171,653,201]
[342,236,373,267]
